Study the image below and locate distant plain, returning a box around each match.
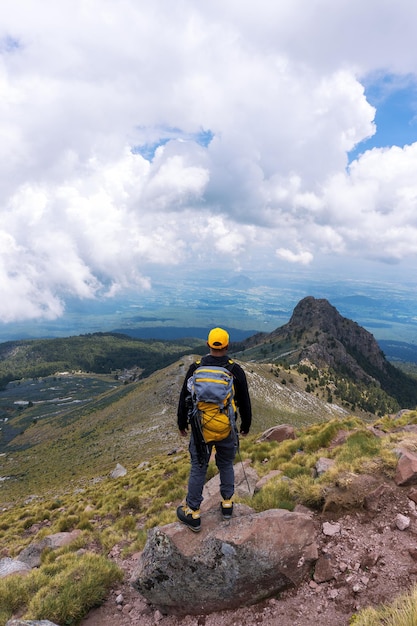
[1,270,416,347]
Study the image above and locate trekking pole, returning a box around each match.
[236,433,251,494]
[237,449,251,494]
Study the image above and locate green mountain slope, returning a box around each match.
[0,332,206,390]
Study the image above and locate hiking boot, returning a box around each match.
[221,499,233,520]
[176,505,201,532]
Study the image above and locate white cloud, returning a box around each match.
[1,1,417,321]
[276,248,314,265]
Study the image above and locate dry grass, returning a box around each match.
[350,583,417,625]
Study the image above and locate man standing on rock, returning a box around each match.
[176,327,252,532]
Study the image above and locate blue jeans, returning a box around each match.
[186,430,238,511]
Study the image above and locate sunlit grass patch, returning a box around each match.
[299,417,362,453]
[25,552,122,625]
[124,527,148,553]
[374,409,417,433]
[0,552,122,626]
[249,441,279,464]
[247,479,295,512]
[333,429,382,467]
[145,508,177,530]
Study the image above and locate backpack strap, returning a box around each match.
[226,359,235,375]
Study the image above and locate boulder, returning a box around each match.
[395,513,410,530]
[254,469,282,493]
[0,557,31,579]
[395,449,417,486]
[313,554,335,583]
[17,530,83,568]
[315,457,335,477]
[257,424,296,443]
[110,463,127,478]
[131,507,318,615]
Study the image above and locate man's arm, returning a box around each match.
[177,362,197,432]
[232,364,252,434]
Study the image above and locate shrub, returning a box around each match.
[290,474,324,509]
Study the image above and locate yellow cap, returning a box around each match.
[207,327,229,350]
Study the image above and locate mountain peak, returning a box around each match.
[288,296,341,332]
[270,296,385,378]
[237,296,417,412]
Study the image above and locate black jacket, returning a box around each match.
[177,354,252,434]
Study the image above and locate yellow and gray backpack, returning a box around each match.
[188,360,236,443]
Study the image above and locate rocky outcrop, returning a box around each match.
[395,449,417,486]
[110,463,127,478]
[131,506,318,615]
[257,424,296,442]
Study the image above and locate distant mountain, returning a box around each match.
[111,326,257,342]
[233,296,417,412]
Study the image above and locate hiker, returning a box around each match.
[176,327,252,532]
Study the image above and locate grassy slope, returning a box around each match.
[0,355,348,504]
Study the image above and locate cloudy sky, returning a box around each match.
[1,0,417,325]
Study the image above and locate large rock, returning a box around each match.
[0,557,31,579]
[395,449,417,486]
[257,424,296,443]
[110,463,127,478]
[16,530,83,568]
[131,507,318,615]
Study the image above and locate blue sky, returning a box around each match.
[1,0,417,332]
[350,74,417,158]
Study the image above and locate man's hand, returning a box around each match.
[240,430,248,437]
[179,429,188,437]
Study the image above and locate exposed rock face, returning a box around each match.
[279,296,387,381]
[395,449,417,486]
[242,295,417,409]
[110,463,127,478]
[131,507,318,615]
[16,530,83,569]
